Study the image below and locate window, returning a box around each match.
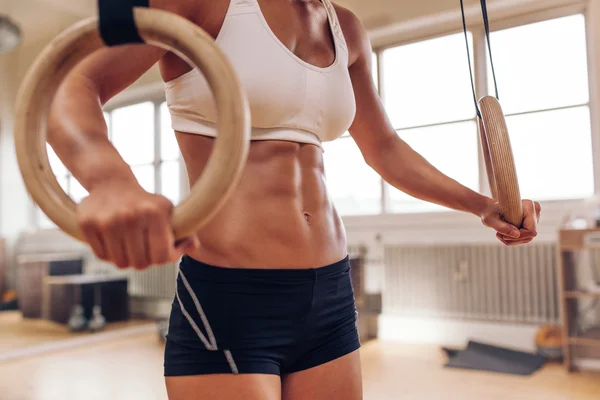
[381,33,479,213]
[489,15,593,200]
[323,53,383,216]
[323,137,382,216]
[390,122,480,213]
[160,102,183,205]
[36,101,182,228]
[112,102,156,193]
[35,12,597,224]
[325,12,594,217]
[372,52,379,91]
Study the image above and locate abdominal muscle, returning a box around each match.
[177,132,348,269]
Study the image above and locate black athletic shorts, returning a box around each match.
[164,255,361,376]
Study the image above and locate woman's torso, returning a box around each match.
[158,0,355,268]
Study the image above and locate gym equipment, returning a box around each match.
[460,0,523,227]
[444,340,546,376]
[88,305,107,332]
[67,305,88,332]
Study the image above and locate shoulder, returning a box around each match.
[151,0,210,20]
[331,2,371,66]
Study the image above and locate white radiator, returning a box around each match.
[384,243,559,324]
[124,263,178,299]
[123,246,369,300]
[92,261,178,299]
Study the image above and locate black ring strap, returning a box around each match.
[98,0,150,46]
[460,0,500,118]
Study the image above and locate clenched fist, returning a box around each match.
[77,180,200,269]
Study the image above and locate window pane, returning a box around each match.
[506,106,593,200]
[489,15,589,114]
[104,112,111,139]
[37,176,68,228]
[112,102,155,165]
[37,208,56,229]
[372,52,378,91]
[388,121,479,213]
[160,102,181,161]
[132,164,156,193]
[68,166,157,202]
[47,144,67,177]
[382,33,475,129]
[161,160,181,205]
[323,137,381,216]
[38,210,52,229]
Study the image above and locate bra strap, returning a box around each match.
[228,0,259,14]
[320,0,348,54]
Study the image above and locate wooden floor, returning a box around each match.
[0,311,151,352]
[0,331,599,400]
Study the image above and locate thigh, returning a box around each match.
[281,350,363,400]
[166,374,281,400]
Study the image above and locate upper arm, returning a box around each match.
[335,5,397,165]
[67,0,199,105]
[70,46,164,105]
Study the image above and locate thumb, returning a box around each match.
[484,215,521,239]
[185,235,201,251]
[521,200,539,233]
[176,235,201,252]
[171,236,201,261]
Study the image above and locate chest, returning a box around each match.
[163,0,356,141]
[255,0,337,69]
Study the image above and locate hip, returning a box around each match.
[164,256,361,376]
[167,255,358,351]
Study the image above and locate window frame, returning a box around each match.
[32,95,187,229]
[31,1,598,233]
[357,2,596,222]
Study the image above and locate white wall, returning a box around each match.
[0,29,163,288]
[0,49,33,289]
[340,0,480,30]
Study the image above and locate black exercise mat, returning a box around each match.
[444,340,546,376]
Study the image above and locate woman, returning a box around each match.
[48,0,541,399]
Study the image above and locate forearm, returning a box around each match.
[372,136,492,216]
[48,73,138,192]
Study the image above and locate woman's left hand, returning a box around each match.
[480,199,541,246]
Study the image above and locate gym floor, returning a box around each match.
[0,327,599,400]
[0,311,150,352]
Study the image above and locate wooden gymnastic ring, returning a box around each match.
[14,8,250,242]
[478,96,523,227]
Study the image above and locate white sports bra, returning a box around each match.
[163,0,356,148]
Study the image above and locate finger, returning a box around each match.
[534,201,541,223]
[80,223,107,260]
[496,233,533,246]
[497,236,528,246]
[520,207,539,237]
[104,224,129,268]
[170,236,199,262]
[147,215,175,265]
[123,219,150,270]
[175,235,201,254]
[485,215,521,239]
[498,231,533,241]
[500,228,536,241]
[504,240,532,246]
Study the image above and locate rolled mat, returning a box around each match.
[443,340,546,376]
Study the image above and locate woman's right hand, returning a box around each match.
[77,180,200,270]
